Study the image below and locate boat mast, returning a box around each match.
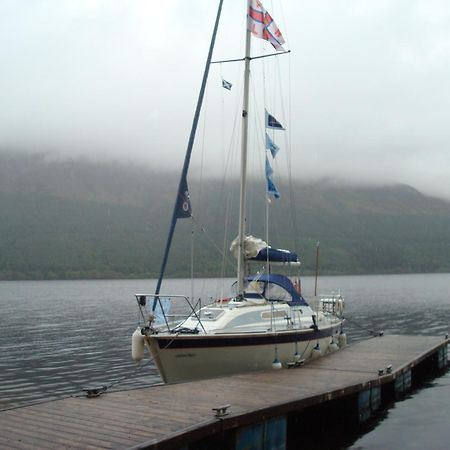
[237,0,252,297]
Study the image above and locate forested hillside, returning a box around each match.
[1,153,450,280]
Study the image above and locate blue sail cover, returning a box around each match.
[246,274,308,306]
[250,247,299,264]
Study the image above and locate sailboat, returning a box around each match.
[131,0,346,384]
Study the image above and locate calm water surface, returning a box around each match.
[1,274,449,448]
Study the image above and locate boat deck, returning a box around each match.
[0,334,448,450]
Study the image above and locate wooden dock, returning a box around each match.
[1,334,448,450]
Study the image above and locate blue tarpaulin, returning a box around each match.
[250,247,299,264]
[246,274,308,306]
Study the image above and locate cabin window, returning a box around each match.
[244,280,264,295]
[243,280,293,302]
[261,310,288,320]
[265,283,292,302]
[225,311,263,328]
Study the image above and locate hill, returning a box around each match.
[1,152,450,280]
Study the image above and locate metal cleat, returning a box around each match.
[212,404,231,418]
[287,359,305,368]
[82,385,107,398]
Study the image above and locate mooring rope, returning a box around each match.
[344,315,383,337]
[78,329,190,398]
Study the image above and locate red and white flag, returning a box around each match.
[248,0,285,51]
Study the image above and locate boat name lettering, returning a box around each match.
[175,353,196,358]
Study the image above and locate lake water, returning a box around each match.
[1,274,449,448]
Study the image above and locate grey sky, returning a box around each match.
[1,0,449,199]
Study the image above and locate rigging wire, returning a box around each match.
[266,0,300,253]
[74,329,194,400]
[196,83,209,220]
[218,63,241,294]
[260,39,271,263]
[190,227,195,302]
[191,215,236,271]
[278,1,300,252]
[246,72,259,235]
[216,60,245,285]
[275,51,300,252]
[259,47,283,249]
[189,81,210,300]
[344,315,383,337]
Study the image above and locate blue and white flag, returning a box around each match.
[222,79,232,91]
[267,176,280,199]
[153,297,171,325]
[265,156,273,178]
[265,132,280,158]
[265,110,285,130]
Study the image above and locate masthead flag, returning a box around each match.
[265,110,285,130]
[248,0,285,51]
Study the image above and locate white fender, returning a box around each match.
[272,359,282,370]
[131,327,145,362]
[329,340,339,353]
[338,332,347,348]
[311,344,322,359]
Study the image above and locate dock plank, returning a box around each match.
[0,412,129,449]
[4,408,141,445]
[0,334,447,450]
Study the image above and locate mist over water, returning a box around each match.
[1,274,449,448]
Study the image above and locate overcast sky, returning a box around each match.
[1,0,449,199]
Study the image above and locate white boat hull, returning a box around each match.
[145,323,343,383]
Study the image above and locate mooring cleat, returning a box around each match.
[287,359,305,369]
[212,404,231,418]
[82,385,107,398]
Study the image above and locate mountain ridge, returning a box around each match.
[1,152,449,280]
